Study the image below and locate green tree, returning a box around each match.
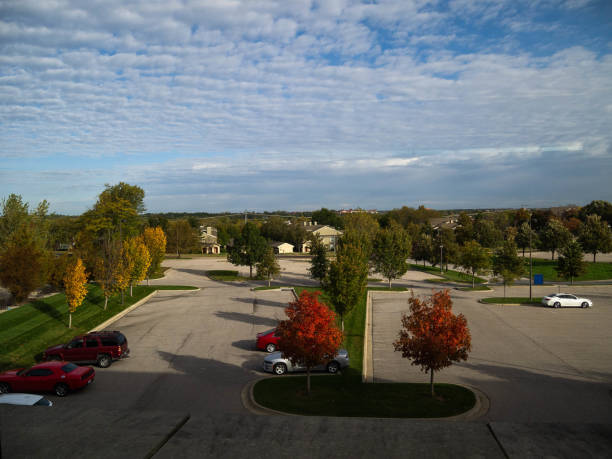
[412,232,434,267]
[578,214,612,262]
[580,200,612,226]
[309,236,329,284]
[257,247,280,286]
[473,217,503,248]
[341,212,379,257]
[556,241,586,285]
[371,225,411,288]
[455,213,474,245]
[458,241,490,288]
[539,219,572,260]
[227,222,268,278]
[166,219,199,257]
[492,239,524,297]
[516,222,538,257]
[0,223,48,304]
[325,231,369,331]
[0,194,30,246]
[312,208,344,229]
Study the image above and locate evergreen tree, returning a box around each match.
[309,236,329,284]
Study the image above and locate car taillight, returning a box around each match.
[117,346,122,355]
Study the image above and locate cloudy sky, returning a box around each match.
[1,0,611,215]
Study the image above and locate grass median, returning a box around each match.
[0,283,197,372]
[254,376,475,418]
[256,285,476,417]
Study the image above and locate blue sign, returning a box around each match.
[534,274,543,285]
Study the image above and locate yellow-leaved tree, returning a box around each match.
[124,236,151,296]
[113,243,131,305]
[143,227,166,284]
[64,258,88,328]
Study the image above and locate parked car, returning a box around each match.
[0,393,53,406]
[263,349,349,375]
[541,293,593,308]
[0,361,95,397]
[43,330,130,368]
[256,328,280,353]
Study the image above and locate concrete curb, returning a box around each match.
[89,290,159,333]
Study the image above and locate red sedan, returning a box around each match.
[0,361,95,397]
[256,328,280,353]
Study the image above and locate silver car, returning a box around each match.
[263,349,349,375]
[541,293,592,308]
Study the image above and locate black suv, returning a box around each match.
[43,331,130,368]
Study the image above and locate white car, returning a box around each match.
[0,393,53,406]
[263,350,349,375]
[541,293,592,308]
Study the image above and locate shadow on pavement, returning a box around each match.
[214,311,278,326]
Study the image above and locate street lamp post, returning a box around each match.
[440,244,444,274]
[529,212,533,300]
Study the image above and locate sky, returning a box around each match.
[1,0,611,215]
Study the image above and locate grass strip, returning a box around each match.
[526,258,612,282]
[457,286,492,291]
[253,376,475,418]
[481,297,542,305]
[206,270,248,281]
[409,264,486,284]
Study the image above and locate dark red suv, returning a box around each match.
[43,331,130,368]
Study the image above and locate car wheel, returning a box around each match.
[265,343,276,353]
[327,361,340,374]
[554,302,561,308]
[97,354,112,368]
[54,383,69,397]
[581,302,589,308]
[0,382,10,394]
[273,363,287,375]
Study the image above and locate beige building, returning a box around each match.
[300,222,343,252]
[270,241,294,254]
[200,226,221,254]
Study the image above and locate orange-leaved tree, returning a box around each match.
[393,289,471,397]
[64,258,88,328]
[143,226,166,284]
[276,291,344,395]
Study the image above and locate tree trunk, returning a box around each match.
[593,253,596,263]
[121,291,124,305]
[551,250,555,261]
[68,312,72,329]
[341,315,344,332]
[267,276,271,287]
[503,282,506,298]
[472,272,475,288]
[130,284,133,297]
[249,265,253,278]
[307,367,311,395]
[104,295,108,310]
[430,368,435,397]
[147,277,149,286]
[388,278,392,288]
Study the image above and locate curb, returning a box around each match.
[88,290,158,333]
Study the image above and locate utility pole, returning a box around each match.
[529,210,533,300]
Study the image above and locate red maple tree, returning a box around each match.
[393,290,471,396]
[276,290,344,395]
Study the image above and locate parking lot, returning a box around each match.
[2,256,612,457]
[371,283,612,422]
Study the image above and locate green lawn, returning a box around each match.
[0,283,196,372]
[206,270,248,281]
[481,297,542,305]
[457,286,492,291]
[527,258,612,282]
[253,376,475,418]
[409,264,486,284]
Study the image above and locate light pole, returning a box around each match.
[440,244,444,274]
[529,211,533,300]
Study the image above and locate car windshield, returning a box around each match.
[16,368,29,376]
[61,363,78,373]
